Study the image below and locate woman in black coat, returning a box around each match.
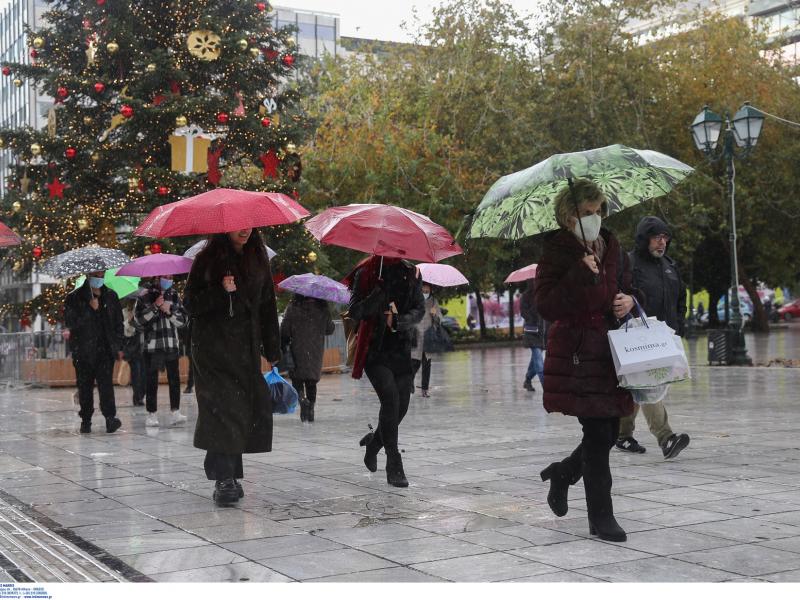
[184,228,281,507]
[346,256,425,487]
[280,294,335,423]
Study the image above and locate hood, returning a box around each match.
[635,216,672,254]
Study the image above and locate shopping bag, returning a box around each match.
[630,384,670,405]
[264,367,299,414]
[618,335,690,388]
[423,323,453,353]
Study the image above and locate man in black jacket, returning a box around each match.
[616,217,690,459]
[64,272,124,434]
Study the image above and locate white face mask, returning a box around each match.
[571,213,602,243]
[423,292,430,300]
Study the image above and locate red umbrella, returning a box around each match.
[134,188,309,238]
[0,222,21,247]
[304,204,462,263]
[504,263,537,284]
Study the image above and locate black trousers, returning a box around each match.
[185,353,194,389]
[291,378,317,403]
[204,452,243,481]
[144,353,181,413]
[364,364,413,454]
[74,354,117,421]
[128,354,146,404]
[412,354,432,390]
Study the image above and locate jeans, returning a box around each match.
[203,452,243,481]
[412,354,432,390]
[364,364,414,453]
[291,378,317,403]
[525,347,544,384]
[128,354,146,404]
[618,400,674,447]
[74,354,117,421]
[144,353,181,413]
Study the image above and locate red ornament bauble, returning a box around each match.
[256,2,267,12]
[97,0,106,5]
[217,112,229,124]
[120,104,134,118]
[2,67,10,76]
[32,246,42,258]
[65,147,77,159]
[282,54,294,67]
[260,117,271,127]
[150,242,162,254]
[56,86,68,99]
[30,49,38,59]
[157,186,169,196]
[93,82,105,94]
[264,49,279,61]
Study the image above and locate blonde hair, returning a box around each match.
[553,178,608,229]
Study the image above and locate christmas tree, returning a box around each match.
[0,0,318,322]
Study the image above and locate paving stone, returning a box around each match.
[257,548,395,580]
[674,544,800,577]
[508,538,654,570]
[577,557,735,582]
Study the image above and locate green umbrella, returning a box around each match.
[468,144,694,240]
[74,268,140,299]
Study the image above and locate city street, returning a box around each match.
[1,330,800,583]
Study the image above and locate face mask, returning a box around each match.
[89,277,105,289]
[160,278,173,290]
[571,214,602,243]
[423,292,430,300]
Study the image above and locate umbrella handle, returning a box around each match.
[229,293,234,317]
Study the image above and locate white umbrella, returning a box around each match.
[183,239,277,260]
[417,263,469,287]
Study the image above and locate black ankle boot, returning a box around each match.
[307,400,315,423]
[213,479,240,506]
[234,480,244,498]
[105,416,121,433]
[299,396,308,422]
[359,430,379,473]
[588,514,626,542]
[583,455,626,542]
[540,462,572,517]
[385,451,408,488]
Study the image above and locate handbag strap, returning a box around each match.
[624,296,649,331]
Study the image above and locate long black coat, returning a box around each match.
[280,298,334,382]
[534,228,635,418]
[184,250,281,455]
[64,281,123,363]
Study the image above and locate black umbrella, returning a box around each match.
[42,246,130,279]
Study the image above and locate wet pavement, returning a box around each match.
[1,325,800,582]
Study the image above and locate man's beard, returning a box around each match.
[650,249,665,258]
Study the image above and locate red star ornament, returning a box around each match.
[46,177,68,198]
[259,149,279,179]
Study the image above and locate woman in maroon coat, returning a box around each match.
[534,178,638,542]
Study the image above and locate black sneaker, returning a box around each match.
[616,437,646,453]
[234,480,244,498]
[523,379,534,391]
[213,479,240,506]
[105,416,122,434]
[662,433,690,459]
[79,421,91,434]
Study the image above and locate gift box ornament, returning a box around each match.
[169,124,214,173]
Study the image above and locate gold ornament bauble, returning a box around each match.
[0,138,5,149]
[13,261,22,272]
[91,152,100,163]
[250,47,260,58]
[77,218,89,230]
[237,39,248,50]
[286,36,296,47]
[175,115,188,127]
[83,116,93,125]
[285,142,297,154]
[106,41,119,54]
[13,78,22,87]
[30,143,41,156]
[32,37,44,49]
[187,30,221,61]
[127,177,139,192]
[12,201,21,213]
[307,251,317,263]
[145,63,157,73]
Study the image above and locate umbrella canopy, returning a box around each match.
[279,273,350,304]
[183,239,277,260]
[117,253,194,277]
[75,268,140,298]
[134,188,310,238]
[417,263,469,287]
[42,246,130,278]
[469,144,694,240]
[305,204,462,263]
[0,222,21,247]
[504,263,537,284]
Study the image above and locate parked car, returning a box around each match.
[778,300,800,321]
[717,291,753,323]
[441,316,461,335]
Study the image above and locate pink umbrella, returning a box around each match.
[505,263,537,284]
[117,253,194,277]
[304,204,462,263]
[417,263,469,287]
[0,222,21,247]
[135,188,309,238]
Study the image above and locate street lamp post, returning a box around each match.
[690,102,764,366]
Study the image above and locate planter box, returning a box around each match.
[21,357,190,388]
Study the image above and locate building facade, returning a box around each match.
[273,5,340,58]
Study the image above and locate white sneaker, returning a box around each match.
[170,410,187,426]
[145,413,159,427]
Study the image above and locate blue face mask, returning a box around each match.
[159,278,173,290]
[88,277,105,289]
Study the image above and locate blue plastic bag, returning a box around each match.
[265,367,299,414]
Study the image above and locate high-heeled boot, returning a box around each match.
[385,450,408,488]
[307,399,315,423]
[583,453,626,542]
[540,446,582,517]
[299,394,308,422]
[359,426,380,473]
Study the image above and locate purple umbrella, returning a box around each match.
[278,273,351,305]
[117,253,194,277]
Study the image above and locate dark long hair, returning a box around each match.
[194,229,269,283]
